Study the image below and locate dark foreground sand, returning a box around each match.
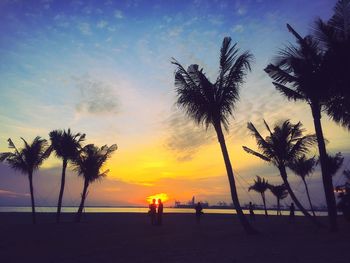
[0,213,349,263]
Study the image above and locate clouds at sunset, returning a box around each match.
[1,0,348,207]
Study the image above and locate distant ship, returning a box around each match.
[174,196,209,208]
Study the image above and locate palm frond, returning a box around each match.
[264,64,297,84]
[272,82,304,101]
[242,146,271,162]
[249,175,269,193]
[172,37,252,131]
[288,155,316,179]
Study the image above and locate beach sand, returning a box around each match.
[0,212,349,263]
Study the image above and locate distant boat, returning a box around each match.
[174,196,209,208]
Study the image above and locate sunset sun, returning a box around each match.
[146,193,169,204]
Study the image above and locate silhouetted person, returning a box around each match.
[289,202,295,222]
[157,199,163,225]
[149,199,157,225]
[249,202,255,221]
[195,202,203,224]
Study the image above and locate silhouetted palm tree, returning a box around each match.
[0,137,51,224]
[248,176,269,216]
[323,152,344,177]
[172,37,256,234]
[264,24,338,231]
[314,0,350,129]
[243,120,319,225]
[49,129,85,223]
[268,184,288,216]
[289,155,317,216]
[73,144,117,222]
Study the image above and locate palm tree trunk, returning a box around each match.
[28,171,36,224]
[261,193,268,216]
[214,122,257,234]
[277,198,280,216]
[279,165,321,226]
[311,103,338,231]
[302,178,316,217]
[76,179,89,223]
[56,158,67,223]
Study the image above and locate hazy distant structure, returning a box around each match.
[174,196,209,208]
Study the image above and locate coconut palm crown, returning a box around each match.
[172,37,253,130]
[243,120,317,168]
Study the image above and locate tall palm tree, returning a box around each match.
[289,155,317,216]
[0,137,51,224]
[248,176,269,216]
[314,0,350,129]
[264,24,338,231]
[172,37,256,234]
[73,144,117,222]
[268,184,288,216]
[243,120,320,225]
[49,129,85,223]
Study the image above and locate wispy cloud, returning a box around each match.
[164,111,216,162]
[0,189,30,198]
[97,20,108,29]
[235,2,247,16]
[114,9,124,19]
[232,24,244,33]
[168,26,183,37]
[73,75,119,115]
[77,22,92,35]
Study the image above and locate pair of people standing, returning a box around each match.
[149,199,163,226]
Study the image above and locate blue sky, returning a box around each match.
[1,0,349,207]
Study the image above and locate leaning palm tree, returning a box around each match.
[73,144,117,222]
[49,129,85,223]
[289,155,317,216]
[172,37,256,234]
[248,176,269,216]
[243,120,320,225]
[264,24,338,231]
[0,137,51,224]
[268,184,288,216]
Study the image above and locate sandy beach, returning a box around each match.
[0,212,349,263]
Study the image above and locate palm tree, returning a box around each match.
[324,152,344,177]
[264,24,338,231]
[171,37,256,234]
[289,155,317,216]
[248,176,269,216]
[73,144,117,222]
[49,129,85,223]
[268,184,288,216]
[314,0,350,129]
[0,137,51,224]
[242,120,320,225]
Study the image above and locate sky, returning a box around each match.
[0,0,349,208]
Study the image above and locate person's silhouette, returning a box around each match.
[249,202,255,221]
[195,202,203,224]
[157,199,163,225]
[149,199,157,225]
[289,202,295,222]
